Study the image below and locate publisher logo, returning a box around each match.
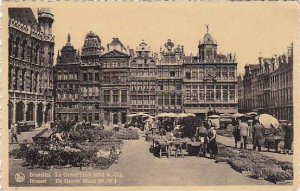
[15,172,25,183]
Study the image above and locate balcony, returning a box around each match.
[56,98,80,102]
[56,108,80,113]
[101,102,130,107]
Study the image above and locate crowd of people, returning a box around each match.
[232,116,293,154]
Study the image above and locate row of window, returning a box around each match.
[185,67,236,80]
[9,35,54,65]
[103,90,128,103]
[57,72,79,80]
[130,69,156,77]
[270,71,292,89]
[157,94,182,106]
[102,62,129,68]
[157,68,182,78]
[185,88,236,102]
[130,81,156,91]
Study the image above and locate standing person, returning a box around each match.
[252,120,265,151]
[197,122,208,142]
[239,118,249,149]
[10,122,19,143]
[207,125,218,159]
[197,122,208,156]
[232,118,240,148]
[283,123,293,154]
[151,120,158,135]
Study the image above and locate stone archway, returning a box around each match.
[26,102,35,121]
[44,104,52,124]
[36,103,44,127]
[16,101,25,123]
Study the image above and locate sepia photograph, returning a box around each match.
[1,2,298,189]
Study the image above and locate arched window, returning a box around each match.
[14,67,19,90]
[9,34,13,56]
[15,37,20,58]
[21,40,27,60]
[35,45,39,64]
[21,69,26,91]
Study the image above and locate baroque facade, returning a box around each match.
[129,41,157,115]
[55,28,238,124]
[238,44,293,122]
[8,8,55,128]
[183,29,238,119]
[156,39,184,114]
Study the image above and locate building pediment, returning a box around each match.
[101,50,129,58]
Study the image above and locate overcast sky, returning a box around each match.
[34,2,298,74]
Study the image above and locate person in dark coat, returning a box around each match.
[232,119,240,148]
[252,120,265,151]
[207,125,218,159]
[10,122,19,143]
[283,123,293,153]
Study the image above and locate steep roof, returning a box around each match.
[248,64,260,70]
[9,8,38,26]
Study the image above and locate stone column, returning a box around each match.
[23,103,28,122]
[110,90,113,105]
[51,103,54,122]
[12,100,16,124]
[118,112,122,124]
[119,89,122,104]
[34,102,38,128]
[110,112,113,125]
[42,105,46,127]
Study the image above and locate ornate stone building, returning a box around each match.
[183,28,238,119]
[157,39,184,113]
[100,38,131,125]
[8,8,55,129]
[55,32,103,123]
[55,34,81,121]
[241,64,259,112]
[238,44,293,122]
[129,41,157,115]
[55,27,239,124]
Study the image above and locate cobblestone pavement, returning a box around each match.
[8,128,282,186]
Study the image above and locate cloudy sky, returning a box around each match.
[31,2,298,74]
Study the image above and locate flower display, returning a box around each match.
[218,143,293,183]
[9,126,134,170]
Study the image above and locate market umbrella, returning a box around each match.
[208,115,220,119]
[220,113,231,118]
[248,112,258,115]
[259,114,279,129]
[231,113,244,118]
[126,114,138,117]
[245,112,258,117]
[186,113,196,117]
[155,113,169,118]
[177,113,189,118]
[136,112,151,117]
[167,113,179,118]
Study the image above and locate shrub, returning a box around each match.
[228,158,254,172]
[114,129,139,140]
[266,168,292,182]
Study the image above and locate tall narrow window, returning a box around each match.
[104,90,110,104]
[121,90,127,103]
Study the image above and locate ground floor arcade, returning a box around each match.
[8,99,54,129]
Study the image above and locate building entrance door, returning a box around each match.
[113,113,118,124]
